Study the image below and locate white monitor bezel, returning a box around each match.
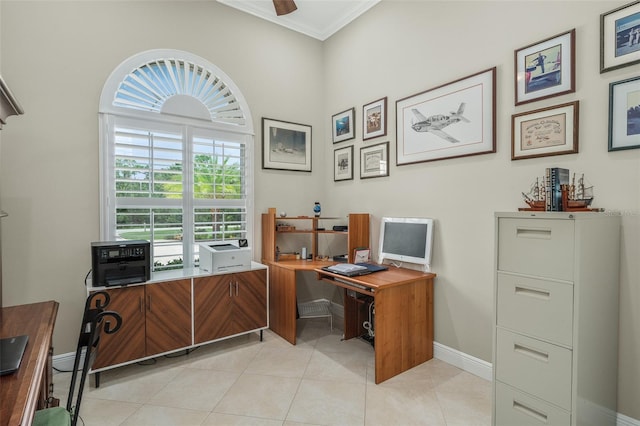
[378,217,434,271]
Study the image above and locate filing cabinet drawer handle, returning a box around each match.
[516,227,552,239]
[514,343,549,362]
[513,399,548,423]
[515,286,551,300]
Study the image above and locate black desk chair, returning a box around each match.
[33,291,122,426]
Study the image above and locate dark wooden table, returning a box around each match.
[1,301,59,426]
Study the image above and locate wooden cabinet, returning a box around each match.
[90,264,268,376]
[145,279,192,354]
[493,212,620,426]
[194,269,267,343]
[92,286,145,369]
[93,279,191,369]
[261,208,369,263]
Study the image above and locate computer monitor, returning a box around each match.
[378,217,434,271]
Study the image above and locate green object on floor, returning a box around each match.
[32,406,71,426]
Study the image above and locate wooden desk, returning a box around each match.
[0,301,59,426]
[267,260,334,345]
[266,261,435,383]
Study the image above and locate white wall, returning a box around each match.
[0,0,326,354]
[322,1,639,419]
[1,0,638,421]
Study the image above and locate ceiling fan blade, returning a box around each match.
[273,0,297,16]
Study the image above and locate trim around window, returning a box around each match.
[98,50,254,271]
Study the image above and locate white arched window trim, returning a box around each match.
[98,49,255,271]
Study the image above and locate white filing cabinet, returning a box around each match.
[493,212,620,426]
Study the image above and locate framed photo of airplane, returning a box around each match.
[332,107,355,143]
[515,29,575,106]
[601,1,640,73]
[395,67,496,165]
[262,117,312,172]
[511,101,579,160]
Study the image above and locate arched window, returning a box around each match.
[99,50,254,271]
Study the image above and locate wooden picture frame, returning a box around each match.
[395,67,496,165]
[609,75,640,151]
[511,101,579,160]
[363,97,387,140]
[515,29,575,105]
[360,141,389,179]
[601,1,640,73]
[262,117,312,172]
[334,145,354,181]
[332,107,355,143]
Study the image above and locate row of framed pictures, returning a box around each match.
[331,98,389,180]
[334,142,388,181]
[263,73,638,172]
[512,73,640,159]
[331,97,388,143]
[262,1,640,172]
[260,113,390,178]
[261,96,390,173]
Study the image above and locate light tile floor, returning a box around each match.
[52,318,491,425]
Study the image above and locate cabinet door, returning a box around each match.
[193,275,237,343]
[93,286,146,369]
[234,270,267,332]
[145,279,192,355]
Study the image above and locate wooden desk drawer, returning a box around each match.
[497,218,574,281]
[495,381,570,426]
[497,272,573,347]
[496,328,572,410]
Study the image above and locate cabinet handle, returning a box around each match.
[139,296,144,313]
[147,295,151,312]
[514,343,549,363]
[516,227,552,240]
[515,286,550,300]
[235,281,239,296]
[229,282,233,297]
[513,399,548,423]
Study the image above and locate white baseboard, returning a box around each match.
[52,351,79,373]
[432,342,639,426]
[432,341,493,381]
[618,412,640,426]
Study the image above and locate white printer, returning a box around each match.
[199,240,251,273]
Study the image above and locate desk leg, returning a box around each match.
[374,278,433,384]
[268,264,297,344]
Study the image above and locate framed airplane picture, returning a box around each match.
[395,67,496,165]
[515,29,575,105]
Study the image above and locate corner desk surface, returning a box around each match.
[0,301,59,426]
[265,260,436,384]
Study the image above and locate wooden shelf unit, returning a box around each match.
[261,208,369,263]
